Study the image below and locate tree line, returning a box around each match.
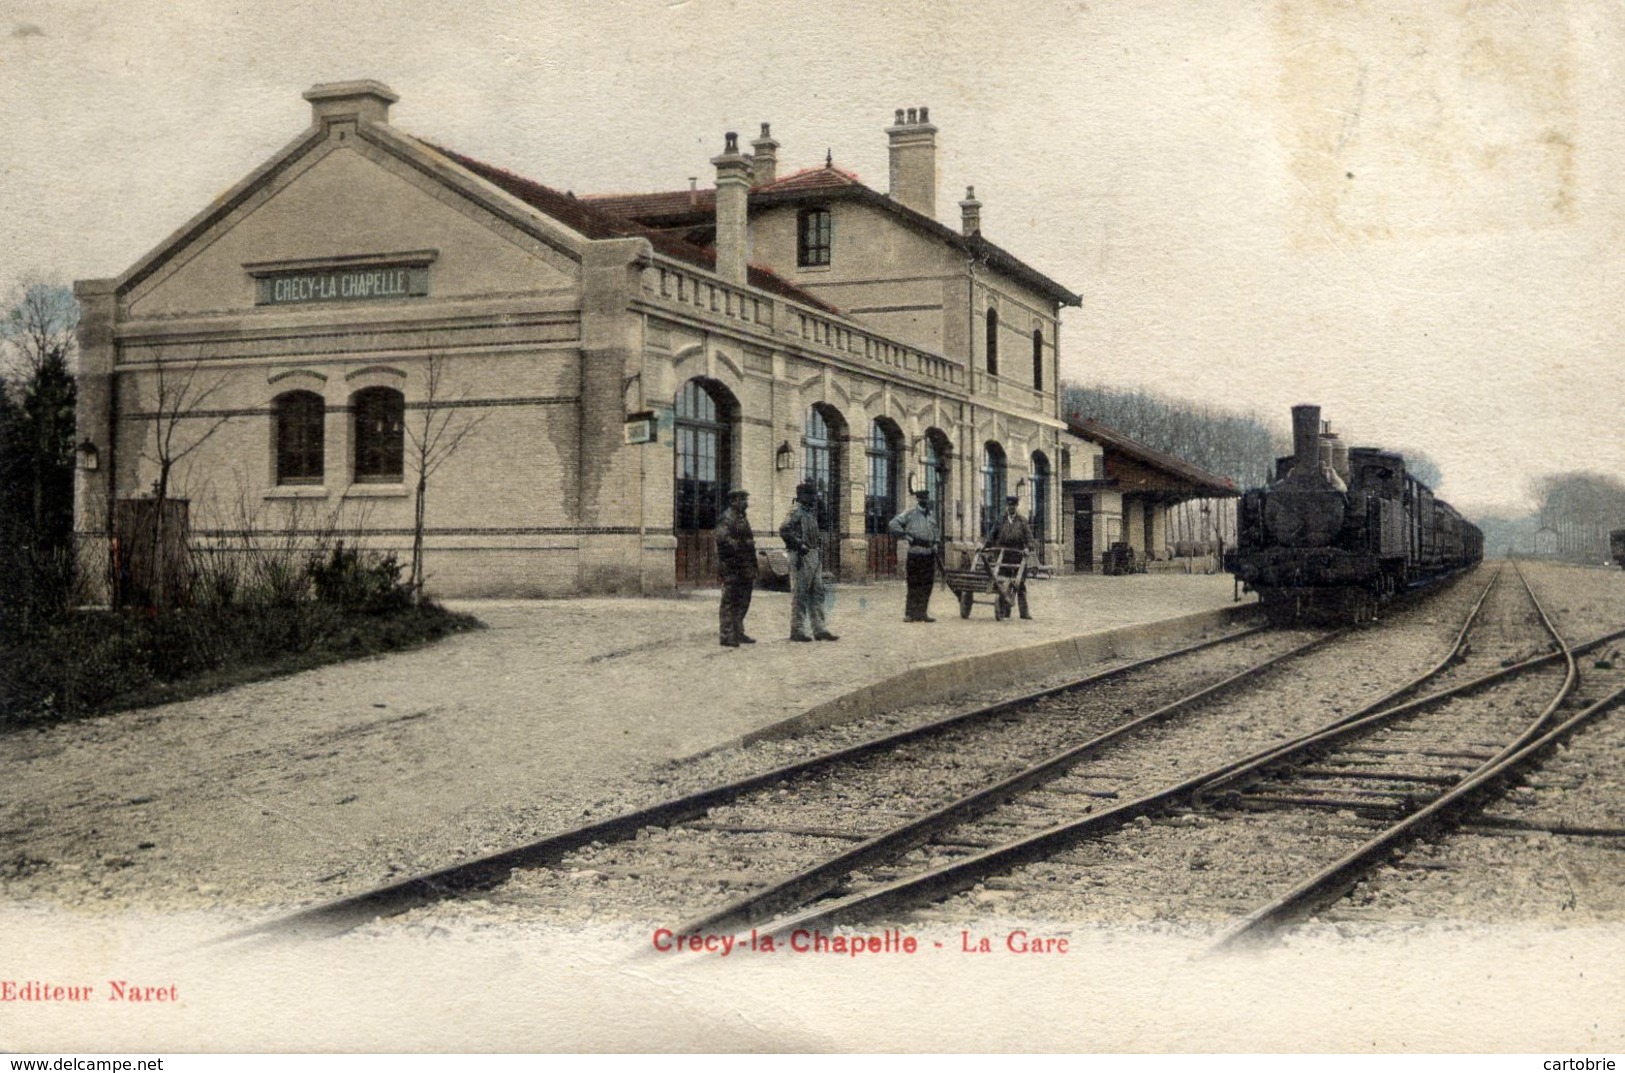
[1478,471,1625,561]
[1061,381,1282,488]
[0,282,79,629]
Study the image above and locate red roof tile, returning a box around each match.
[415,140,838,313]
[585,165,1081,307]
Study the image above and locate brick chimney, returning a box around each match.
[887,106,938,218]
[302,79,398,126]
[751,122,780,186]
[711,131,751,285]
[959,185,982,236]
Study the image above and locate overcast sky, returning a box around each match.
[3,0,1619,516]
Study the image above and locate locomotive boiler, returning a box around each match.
[1227,404,1483,624]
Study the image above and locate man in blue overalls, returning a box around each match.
[780,481,839,642]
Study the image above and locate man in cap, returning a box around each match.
[715,488,757,647]
[889,487,941,622]
[989,493,1035,620]
[779,481,839,642]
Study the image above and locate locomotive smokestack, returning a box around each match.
[1291,405,1322,473]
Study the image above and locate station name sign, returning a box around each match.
[256,264,430,306]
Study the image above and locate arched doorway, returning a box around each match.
[922,428,952,543]
[804,404,846,572]
[981,441,1007,539]
[865,418,903,578]
[673,378,736,586]
[1030,450,1050,563]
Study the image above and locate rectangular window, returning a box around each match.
[353,387,405,483]
[274,391,325,485]
[797,208,832,267]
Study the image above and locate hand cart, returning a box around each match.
[944,545,1029,620]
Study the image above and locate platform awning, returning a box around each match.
[1066,419,1240,504]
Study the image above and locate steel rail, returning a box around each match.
[220,619,1270,942]
[1207,561,1581,948]
[740,576,1625,942]
[670,629,1342,936]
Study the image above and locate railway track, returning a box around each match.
[743,563,1625,949]
[234,562,1613,948]
[231,614,1344,942]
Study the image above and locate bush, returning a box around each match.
[307,543,412,614]
[0,596,476,729]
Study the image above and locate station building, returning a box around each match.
[74,81,1095,597]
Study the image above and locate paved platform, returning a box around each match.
[1,572,1249,909]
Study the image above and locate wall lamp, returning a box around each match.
[775,441,794,472]
[76,439,99,472]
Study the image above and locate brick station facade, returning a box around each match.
[74,82,1094,597]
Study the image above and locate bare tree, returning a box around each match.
[2,281,79,382]
[138,350,235,607]
[406,353,488,601]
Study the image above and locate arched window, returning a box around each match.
[981,441,1007,538]
[273,390,325,485]
[673,378,736,585]
[985,307,999,377]
[866,419,902,576]
[1032,329,1044,391]
[804,404,846,571]
[352,387,404,483]
[1030,451,1051,556]
[922,429,952,539]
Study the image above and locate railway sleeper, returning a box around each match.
[1288,767,1463,785]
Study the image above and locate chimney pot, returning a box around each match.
[959,185,982,236]
[750,122,781,184]
[920,106,929,123]
[711,136,753,285]
[887,105,939,218]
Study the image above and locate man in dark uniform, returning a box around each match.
[779,481,838,642]
[715,488,757,647]
[989,493,1035,619]
[888,488,940,622]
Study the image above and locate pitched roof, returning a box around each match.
[1069,418,1239,498]
[587,165,1083,307]
[416,140,839,312]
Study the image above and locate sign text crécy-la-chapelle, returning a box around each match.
[257,264,429,306]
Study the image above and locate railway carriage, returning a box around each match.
[1226,404,1482,624]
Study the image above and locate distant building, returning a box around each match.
[74,82,1090,597]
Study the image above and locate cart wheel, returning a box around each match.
[995,596,1010,620]
[958,592,973,619]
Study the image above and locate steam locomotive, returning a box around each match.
[1226,404,1483,624]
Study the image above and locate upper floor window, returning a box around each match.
[353,386,405,483]
[273,390,325,485]
[798,207,832,267]
[1032,329,1044,391]
[985,308,999,377]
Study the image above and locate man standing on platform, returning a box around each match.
[715,488,757,647]
[889,487,940,623]
[780,481,839,642]
[989,493,1035,620]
